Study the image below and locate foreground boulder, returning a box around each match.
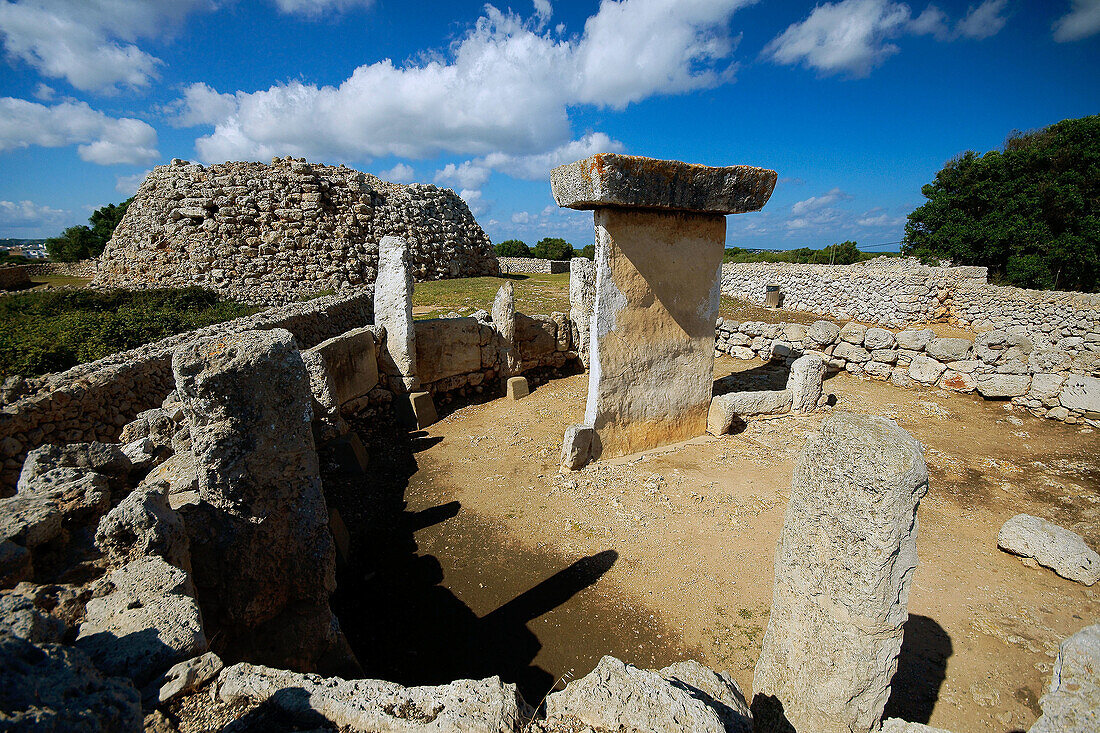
[997,514,1100,586]
[0,629,141,731]
[172,328,350,672]
[0,467,110,556]
[75,556,207,686]
[94,481,190,571]
[540,655,752,733]
[217,662,522,732]
[753,412,929,733]
[1029,624,1100,733]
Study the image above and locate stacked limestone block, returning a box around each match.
[714,318,1100,426]
[94,157,497,304]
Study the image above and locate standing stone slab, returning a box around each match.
[1030,624,1100,733]
[553,154,776,459]
[787,352,826,413]
[172,329,345,672]
[492,281,520,377]
[753,412,929,733]
[374,235,418,392]
[569,257,596,368]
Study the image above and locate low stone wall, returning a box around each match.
[0,290,374,493]
[497,257,572,275]
[22,260,98,278]
[720,260,986,327]
[948,282,1100,340]
[0,266,30,290]
[415,311,576,395]
[714,317,1100,426]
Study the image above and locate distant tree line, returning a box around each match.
[494,237,595,260]
[902,114,1098,292]
[45,198,132,262]
[723,241,877,265]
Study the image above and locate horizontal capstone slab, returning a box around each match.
[550,154,777,214]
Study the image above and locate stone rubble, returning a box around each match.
[997,514,1100,585]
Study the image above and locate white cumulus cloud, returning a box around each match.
[766,0,1010,77]
[272,0,373,15]
[0,97,158,164]
[0,0,212,93]
[0,198,68,228]
[1053,0,1100,41]
[378,162,416,182]
[434,160,491,190]
[178,1,753,165]
[791,187,851,215]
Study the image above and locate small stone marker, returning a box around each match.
[506,376,529,400]
[561,424,596,471]
[374,235,418,392]
[551,154,776,460]
[753,411,929,733]
[407,391,437,429]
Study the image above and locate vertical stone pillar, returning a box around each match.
[550,154,776,459]
[752,412,929,733]
[374,235,418,392]
[172,329,351,673]
[492,281,519,377]
[569,257,596,368]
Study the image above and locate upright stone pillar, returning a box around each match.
[492,281,519,377]
[550,154,776,459]
[374,235,418,392]
[569,257,596,368]
[752,412,929,733]
[172,329,351,673]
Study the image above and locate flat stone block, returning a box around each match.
[506,376,529,400]
[550,154,777,214]
[560,424,596,471]
[409,391,437,429]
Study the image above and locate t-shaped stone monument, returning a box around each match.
[551,154,776,461]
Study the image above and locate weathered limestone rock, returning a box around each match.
[974,373,1031,398]
[926,337,971,362]
[864,327,896,350]
[787,353,826,413]
[908,355,946,384]
[172,328,346,672]
[1060,375,1100,414]
[806,320,841,347]
[218,662,522,733]
[997,514,1100,585]
[506,376,529,400]
[542,655,752,733]
[1,468,110,549]
[895,329,934,352]
[76,556,207,686]
[1029,624,1100,733]
[0,630,142,731]
[561,424,596,471]
[145,651,223,706]
[708,390,792,435]
[375,235,418,392]
[0,592,65,643]
[16,442,129,494]
[416,317,482,384]
[302,326,379,410]
[493,281,520,377]
[553,155,775,459]
[753,412,929,733]
[881,721,955,733]
[0,540,32,588]
[570,257,596,367]
[840,321,867,345]
[834,341,872,363]
[95,481,190,571]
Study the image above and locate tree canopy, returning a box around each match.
[901,115,1099,292]
[494,239,531,257]
[46,197,132,262]
[532,237,574,260]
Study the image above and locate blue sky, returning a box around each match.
[0,0,1097,252]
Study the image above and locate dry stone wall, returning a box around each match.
[721,259,986,327]
[93,157,497,304]
[0,291,373,493]
[497,257,571,274]
[948,282,1100,340]
[23,261,98,278]
[714,317,1100,426]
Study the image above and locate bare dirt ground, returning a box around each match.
[372,357,1098,733]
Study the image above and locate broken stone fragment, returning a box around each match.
[94,480,191,572]
[753,412,928,733]
[76,556,207,686]
[1029,623,1100,733]
[541,655,751,733]
[1,468,110,549]
[144,650,223,706]
[217,662,522,733]
[786,353,825,413]
[707,390,792,435]
[560,424,596,471]
[997,514,1100,585]
[17,442,130,494]
[550,154,777,214]
[0,592,65,643]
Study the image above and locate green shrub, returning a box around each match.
[0,287,260,378]
[495,239,531,257]
[532,237,574,260]
[580,244,595,259]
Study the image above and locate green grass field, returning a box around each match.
[412,273,571,319]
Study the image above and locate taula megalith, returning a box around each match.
[551,154,776,460]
